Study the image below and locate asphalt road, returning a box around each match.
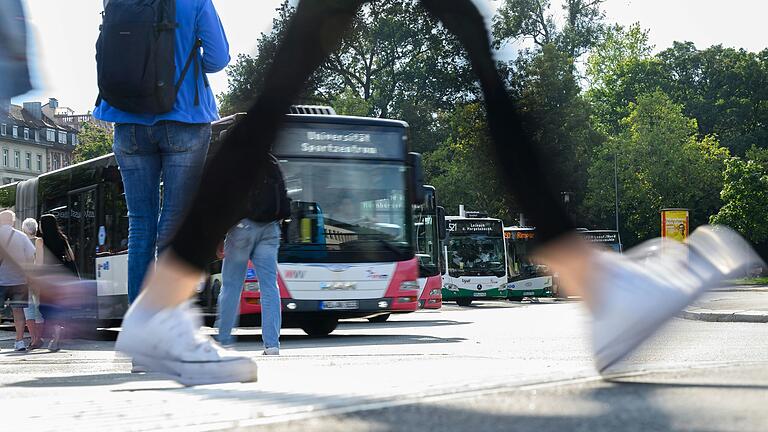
[1,299,767,431]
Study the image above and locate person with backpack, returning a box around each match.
[0,211,35,352]
[93,0,230,304]
[216,154,290,355]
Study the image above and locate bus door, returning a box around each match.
[67,186,98,279]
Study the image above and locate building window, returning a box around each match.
[34,130,39,142]
[25,153,31,170]
[46,129,55,142]
[72,134,78,146]
[12,126,18,138]
[58,131,66,144]
[1,124,5,136]
[14,151,20,169]
[2,149,7,167]
[52,153,60,170]
[36,154,42,172]
[23,128,29,140]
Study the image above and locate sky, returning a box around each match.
[14,0,768,114]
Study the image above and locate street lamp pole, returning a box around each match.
[614,152,620,234]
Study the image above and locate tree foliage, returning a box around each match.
[493,0,606,57]
[711,155,768,244]
[73,122,113,164]
[585,91,728,246]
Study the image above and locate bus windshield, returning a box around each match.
[279,159,412,263]
[506,231,543,279]
[447,235,506,277]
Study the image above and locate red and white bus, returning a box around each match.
[210,107,426,335]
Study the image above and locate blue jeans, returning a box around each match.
[217,219,281,348]
[113,122,211,303]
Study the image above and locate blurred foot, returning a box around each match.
[592,226,761,373]
[130,360,147,374]
[263,347,280,356]
[116,302,258,386]
[27,339,44,350]
[13,340,27,352]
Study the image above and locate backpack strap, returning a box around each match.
[176,38,203,106]
[0,230,16,269]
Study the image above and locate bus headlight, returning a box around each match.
[444,283,459,292]
[400,280,419,292]
[243,282,260,292]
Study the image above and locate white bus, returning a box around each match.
[504,226,553,301]
[442,211,508,306]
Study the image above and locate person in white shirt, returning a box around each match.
[0,210,35,352]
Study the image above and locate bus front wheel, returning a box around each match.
[456,298,473,307]
[300,318,339,337]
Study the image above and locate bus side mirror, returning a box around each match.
[437,206,447,241]
[408,152,425,204]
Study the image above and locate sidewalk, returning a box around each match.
[681,285,768,323]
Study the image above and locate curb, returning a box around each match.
[680,308,768,323]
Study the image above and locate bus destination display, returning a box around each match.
[449,220,502,236]
[275,123,406,160]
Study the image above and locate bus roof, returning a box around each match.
[214,113,409,131]
[445,216,503,223]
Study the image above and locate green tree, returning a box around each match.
[711,157,768,244]
[218,0,474,154]
[425,103,514,222]
[585,91,729,245]
[73,122,113,163]
[510,44,602,222]
[493,0,607,57]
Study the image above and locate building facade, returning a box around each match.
[0,98,82,184]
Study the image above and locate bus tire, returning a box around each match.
[367,314,390,323]
[301,318,338,337]
[508,296,524,302]
[456,298,473,307]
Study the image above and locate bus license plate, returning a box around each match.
[473,292,487,297]
[523,291,535,296]
[321,300,359,310]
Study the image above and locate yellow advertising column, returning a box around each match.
[661,208,690,242]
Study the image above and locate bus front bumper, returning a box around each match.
[441,287,507,300]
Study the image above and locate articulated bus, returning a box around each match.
[442,212,508,306]
[503,227,554,301]
[0,107,426,336]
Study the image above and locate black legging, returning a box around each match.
[170,0,575,271]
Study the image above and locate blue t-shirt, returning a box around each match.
[94,0,230,126]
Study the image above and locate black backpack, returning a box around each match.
[95,0,204,114]
[247,155,292,223]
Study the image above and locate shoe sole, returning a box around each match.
[130,353,258,386]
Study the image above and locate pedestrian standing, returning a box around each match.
[21,217,45,350]
[93,0,230,304]
[0,211,35,352]
[217,155,290,355]
[0,0,32,100]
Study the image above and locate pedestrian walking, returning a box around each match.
[93,0,230,304]
[21,217,45,350]
[115,0,760,386]
[216,155,290,355]
[0,211,35,352]
[37,214,77,352]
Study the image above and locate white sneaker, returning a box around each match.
[116,302,258,386]
[592,225,761,373]
[263,347,280,356]
[14,340,27,352]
